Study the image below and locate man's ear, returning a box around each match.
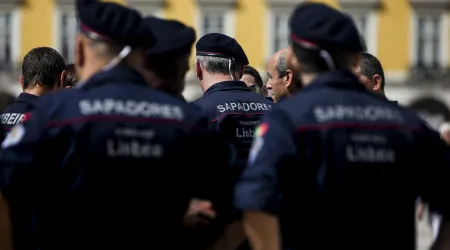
[19,75,24,90]
[285,69,293,88]
[372,74,382,92]
[59,70,67,89]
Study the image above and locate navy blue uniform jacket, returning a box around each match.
[0,67,230,250]
[194,80,273,165]
[235,70,450,250]
[1,93,38,135]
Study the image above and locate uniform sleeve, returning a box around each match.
[0,108,47,201]
[418,125,450,219]
[234,110,296,214]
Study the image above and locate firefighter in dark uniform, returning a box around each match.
[140,16,229,248]
[194,33,273,164]
[1,47,66,135]
[236,3,450,250]
[192,33,273,249]
[139,16,196,102]
[0,0,230,249]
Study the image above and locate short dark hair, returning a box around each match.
[22,47,66,89]
[359,52,385,90]
[64,64,78,87]
[291,43,354,74]
[244,65,263,88]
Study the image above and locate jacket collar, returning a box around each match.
[77,67,148,89]
[15,92,39,103]
[204,80,250,95]
[304,69,367,92]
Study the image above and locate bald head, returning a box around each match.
[266,48,302,102]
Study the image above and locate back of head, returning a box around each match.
[141,16,196,96]
[243,65,264,94]
[64,64,79,88]
[358,52,385,91]
[21,47,66,90]
[288,3,364,74]
[75,0,154,81]
[195,33,249,81]
[196,55,244,77]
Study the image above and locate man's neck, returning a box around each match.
[300,73,318,87]
[79,60,110,82]
[23,87,44,97]
[200,74,234,93]
[376,91,386,97]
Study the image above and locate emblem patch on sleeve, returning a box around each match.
[248,122,269,164]
[255,122,269,138]
[2,124,25,149]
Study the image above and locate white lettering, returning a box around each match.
[346,145,396,163]
[313,105,404,123]
[114,128,155,139]
[79,99,184,120]
[239,120,260,126]
[1,113,25,125]
[106,139,164,158]
[236,127,255,138]
[217,102,272,113]
[7,113,16,125]
[1,113,10,124]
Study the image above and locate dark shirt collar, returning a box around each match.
[77,67,148,89]
[15,92,39,103]
[379,93,398,105]
[204,80,250,95]
[389,100,398,105]
[304,69,367,92]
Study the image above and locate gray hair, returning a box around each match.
[276,52,302,87]
[196,55,243,75]
[276,53,287,77]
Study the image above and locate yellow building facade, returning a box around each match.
[1,0,450,106]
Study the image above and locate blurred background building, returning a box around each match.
[1,0,450,129]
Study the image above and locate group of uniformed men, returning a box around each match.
[0,0,450,250]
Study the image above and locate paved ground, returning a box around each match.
[417,209,433,250]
